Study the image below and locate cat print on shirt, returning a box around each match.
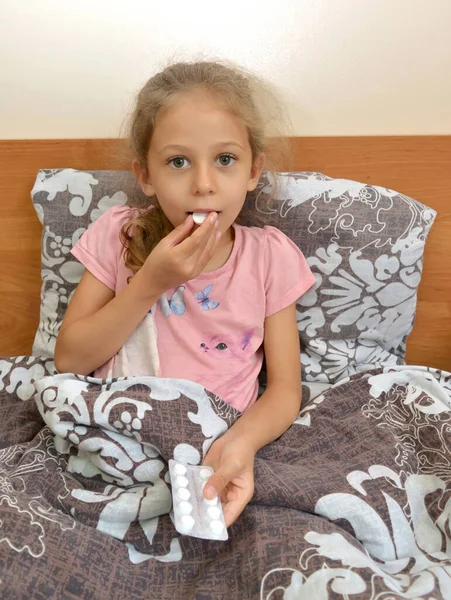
[195,329,256,407]
[199,330,253,362]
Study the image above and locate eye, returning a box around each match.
[167,156,188,169]
[216,153,237,167]
[215,343,228,350]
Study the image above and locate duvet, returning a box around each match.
[1,355,451,599]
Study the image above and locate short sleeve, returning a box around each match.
[71,205,135,291]
[263,226,316,317]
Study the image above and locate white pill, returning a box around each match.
[199,468,212,480]
[203,496,218,506]
[180,515,195,530]
[193,212,208,224]
[201,481,207,490]
[209,520,224,535]
[177,488,191,501]
[176,475,189,488]
[174,463,187,476]
[178,501,193,515]
[207,506,221,520]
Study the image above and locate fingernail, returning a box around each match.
[214,220,219,228]
[204,486,218,500]
[216,231,222,240]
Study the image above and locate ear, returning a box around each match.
[247,153,265,192]
[132,159,156,197]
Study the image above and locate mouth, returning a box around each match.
[186,210,221,215]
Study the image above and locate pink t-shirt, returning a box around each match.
[70,205,315,412]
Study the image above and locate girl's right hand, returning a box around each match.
[140,211,221,294]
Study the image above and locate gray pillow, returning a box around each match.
[240,172,436,383]
[31,169,436,383]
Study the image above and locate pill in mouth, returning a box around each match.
[192,212,208,224]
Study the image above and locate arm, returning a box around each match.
[54,268,161,375]
[55,212,221,375]
[203,302,302,525]
[224,301,301,451]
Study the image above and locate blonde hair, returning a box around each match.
[119,58,292,275]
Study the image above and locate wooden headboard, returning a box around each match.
[0,136,450,370]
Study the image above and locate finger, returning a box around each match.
[226,488,239,502]
[177,212,218,256]
[165,215,195,248]
[190,219,220,263]
[215,484,230,505]
[222,496,249,528]
[203,461,239,501]
[202,451,216,470]
[193,225,221,268]
[188,213,221,264]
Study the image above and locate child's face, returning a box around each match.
[133,91,264,236]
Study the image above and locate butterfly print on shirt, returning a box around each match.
[159,286,186,317]
[194,285,219,311]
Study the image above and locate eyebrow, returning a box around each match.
[158,141,245,154]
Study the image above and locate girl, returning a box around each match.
[54,59,316,528]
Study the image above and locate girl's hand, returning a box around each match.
[141,212,221,294]
[202,434,255,528]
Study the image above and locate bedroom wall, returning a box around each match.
[1,0,450,138]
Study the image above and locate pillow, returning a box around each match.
[31,169,436,384]
[31,169,147,358]
[239,172,436,383]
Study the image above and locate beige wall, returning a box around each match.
[1,0,450,138]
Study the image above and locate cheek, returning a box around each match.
[151,169,182,195]
[156,195,187,227]
[220,181,246,205]
[156,189,186,213]
[229,173,252,196]
[159,194,182,208]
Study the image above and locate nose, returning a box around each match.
[192,162,215,196]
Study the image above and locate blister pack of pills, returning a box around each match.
[168,459,228,541]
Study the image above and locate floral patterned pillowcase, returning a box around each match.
[31,169,436,384]
[239,172,436,384]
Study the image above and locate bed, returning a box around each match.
[0,136,450,599]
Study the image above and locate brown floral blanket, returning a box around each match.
[1,356,450,599]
